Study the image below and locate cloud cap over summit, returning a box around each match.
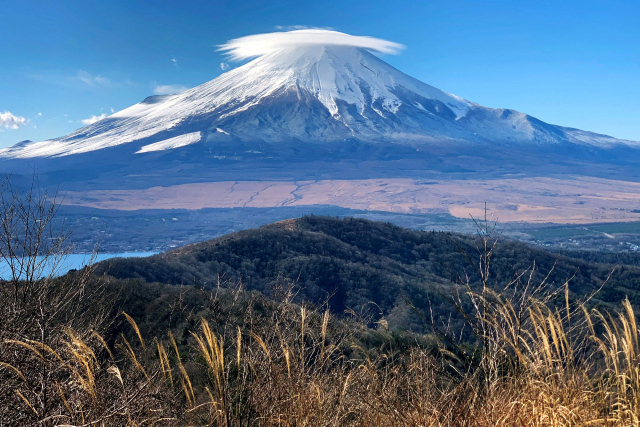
[218,29,405,61]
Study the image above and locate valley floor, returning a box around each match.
[61,175,640,224]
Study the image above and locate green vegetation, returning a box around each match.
[590,221,640,233]
[527,226,596,240]
[526,221,640,240]
[4,178,640,425]
[98,216,640,331]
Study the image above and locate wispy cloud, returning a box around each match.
[81,113,107,125]
[27,70,120,88]
[37,112,42,117]
[0,111,28,131]
[220,62,230,71]
[153,84,188,95]
[77,70,117,87]
[171,58,178,66]
[218,29,405,61]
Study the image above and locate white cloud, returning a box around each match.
[0,111,28,130]
[37,112,42,117]
[153,84,188,95]
[77,70,116,87]
[81,113,107,125]
[111,107,115,113]
[171,58,178,65]
[218,29,405,61]
[220,62,230,71]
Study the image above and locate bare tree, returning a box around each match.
[0,174,112,424]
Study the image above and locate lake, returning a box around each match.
[0,252,158,279]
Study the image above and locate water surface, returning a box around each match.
[0,252,157,279]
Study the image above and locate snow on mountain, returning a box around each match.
[136,131,202,153]
[1,30,636,160]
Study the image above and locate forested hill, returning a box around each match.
[96,216,640,331]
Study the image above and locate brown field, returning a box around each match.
[62,175,640,224]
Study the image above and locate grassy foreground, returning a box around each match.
[2,272,640,426]
[1,182,640,426]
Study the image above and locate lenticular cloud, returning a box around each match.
[219,29,405,61]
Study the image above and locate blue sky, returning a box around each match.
[1,0,638,147]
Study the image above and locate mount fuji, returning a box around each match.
[1,30,638,190]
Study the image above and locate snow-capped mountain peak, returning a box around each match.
[0,31,636,160]
[230,45,474,119]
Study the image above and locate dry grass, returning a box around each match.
[3,283,640,426]
[2,178,640,426]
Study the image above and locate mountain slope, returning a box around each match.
[96,216,640,331]
[1,43,637,161]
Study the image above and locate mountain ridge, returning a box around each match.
[95,216,640,331]
[1,44,637,161]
